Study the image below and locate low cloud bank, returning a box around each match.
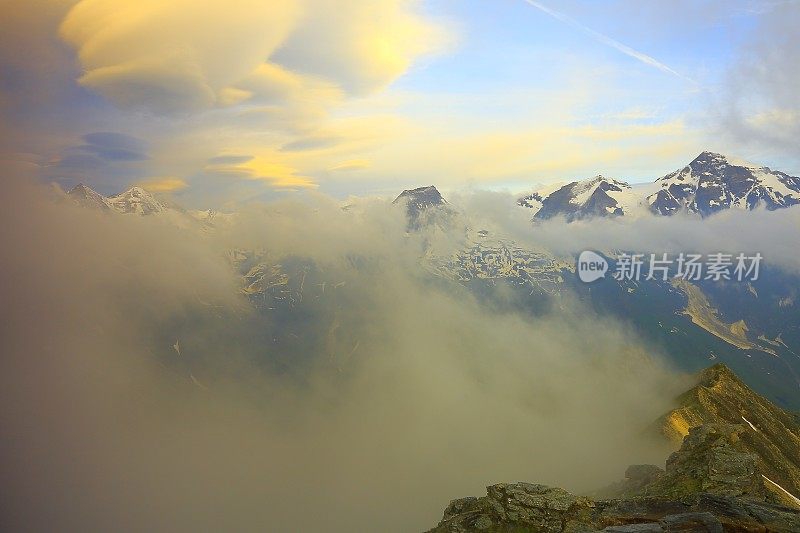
[455,189,800,273]
[1,179,689,532]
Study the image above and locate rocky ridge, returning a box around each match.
[426,364,800,532]
[654,364,800,500]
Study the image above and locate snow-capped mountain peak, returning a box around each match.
[66,183,237,230]
[108,186,168,215]
[519,175,638,221]
[648,151,800,216]
[67,183,114,211]
[571,174,630,200]
[518,152,800,221]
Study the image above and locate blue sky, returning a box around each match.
[1,0,798,206]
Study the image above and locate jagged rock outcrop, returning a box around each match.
[427,482,596,533]
[642,424,766,501]
[427,365,800,533]
[595,494,800,532]
[427,480,800,532]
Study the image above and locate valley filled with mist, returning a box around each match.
[3,172,800,531]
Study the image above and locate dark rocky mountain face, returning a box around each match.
[392,185,449,227]
[648,151,800,217]
[394,185,446,213]
[426,364,800,533]
[539,177,630,221]
[519,176,634,221]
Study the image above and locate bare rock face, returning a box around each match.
[428,483,800,532]
[643,424,766,500]
[427,482,596,533]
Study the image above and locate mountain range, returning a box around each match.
[67,151,800,223]
[65,183,234,227]
[517,151,800,220]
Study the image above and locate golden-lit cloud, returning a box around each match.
[356,118,699,186]
[274,0,450,95]
[136,177,188,192]
[206,154,318,190]
[5,0,762,201]
[59,0,301,112]
[330,159,371,172]
[182,93,692,199]
[244,157,318,190]
[237,62,343,107]
[58,0,448,115]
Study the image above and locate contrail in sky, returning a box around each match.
[522,0,693,82]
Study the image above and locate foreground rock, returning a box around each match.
[427,481,800,532]
[427,365,800,532]
[431,483,595,533]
